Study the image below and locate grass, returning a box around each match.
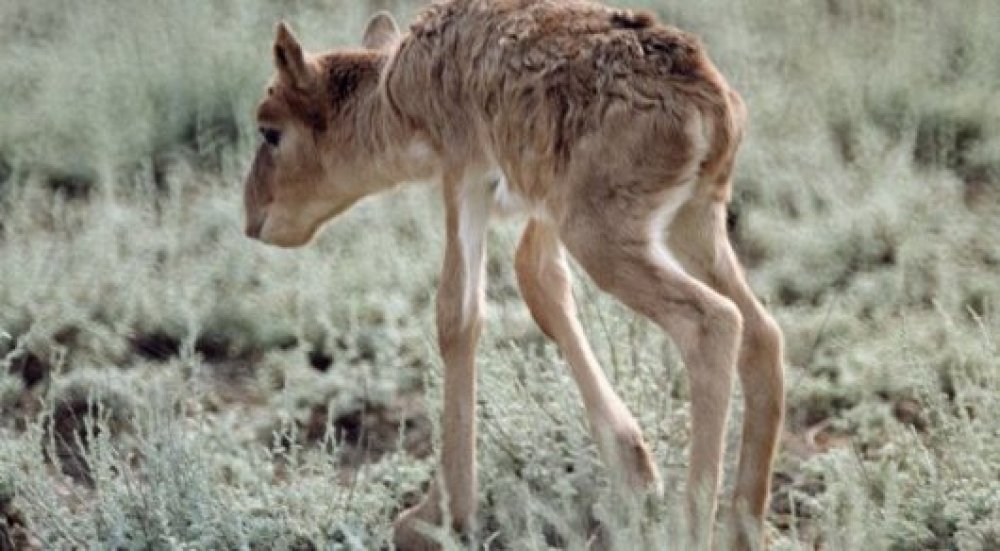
[1,0,999,548]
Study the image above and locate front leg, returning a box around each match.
[395,167,491,550]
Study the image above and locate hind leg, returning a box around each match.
[670,199,785,549]
[560,186,742,548]
[515,219,660,491]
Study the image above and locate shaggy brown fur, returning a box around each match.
[386,0,743,197]
[243,2,784,549]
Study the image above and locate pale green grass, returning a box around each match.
[2,0,1000,549]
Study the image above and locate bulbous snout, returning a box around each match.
[244,143,275,241]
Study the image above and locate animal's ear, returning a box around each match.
[274,22,312,89]
[361,11,400,50]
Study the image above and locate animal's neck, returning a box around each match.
[345,56,439,193]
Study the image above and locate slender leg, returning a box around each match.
[721,245,784,551]
[670,201,785,550]
[514,219,660,490]
[561,195,742,548]
[394,168,491,550]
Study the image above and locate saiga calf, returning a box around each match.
[242,1,784,548]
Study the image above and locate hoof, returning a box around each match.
[393,503,443,551]
[727,507,768,551]
[613,429,663,496]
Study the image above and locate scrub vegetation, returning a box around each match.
[1,0,998,548]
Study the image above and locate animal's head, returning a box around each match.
[244,13,401,247]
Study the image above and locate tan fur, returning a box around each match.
[243,2,784,549]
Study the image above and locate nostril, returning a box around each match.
[245,217,264,239]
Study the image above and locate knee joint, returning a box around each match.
[437,309,483,355]
[707,298,743,345]
[748,314,784,362]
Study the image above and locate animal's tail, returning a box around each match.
[695,65,748,203]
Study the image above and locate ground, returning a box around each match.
[1,0,999,549]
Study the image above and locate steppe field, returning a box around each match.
[1,0,999,548]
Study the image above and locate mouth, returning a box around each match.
[244,215,315,249]
[244,199,357,248]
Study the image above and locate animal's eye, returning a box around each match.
[259,127,281,147]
